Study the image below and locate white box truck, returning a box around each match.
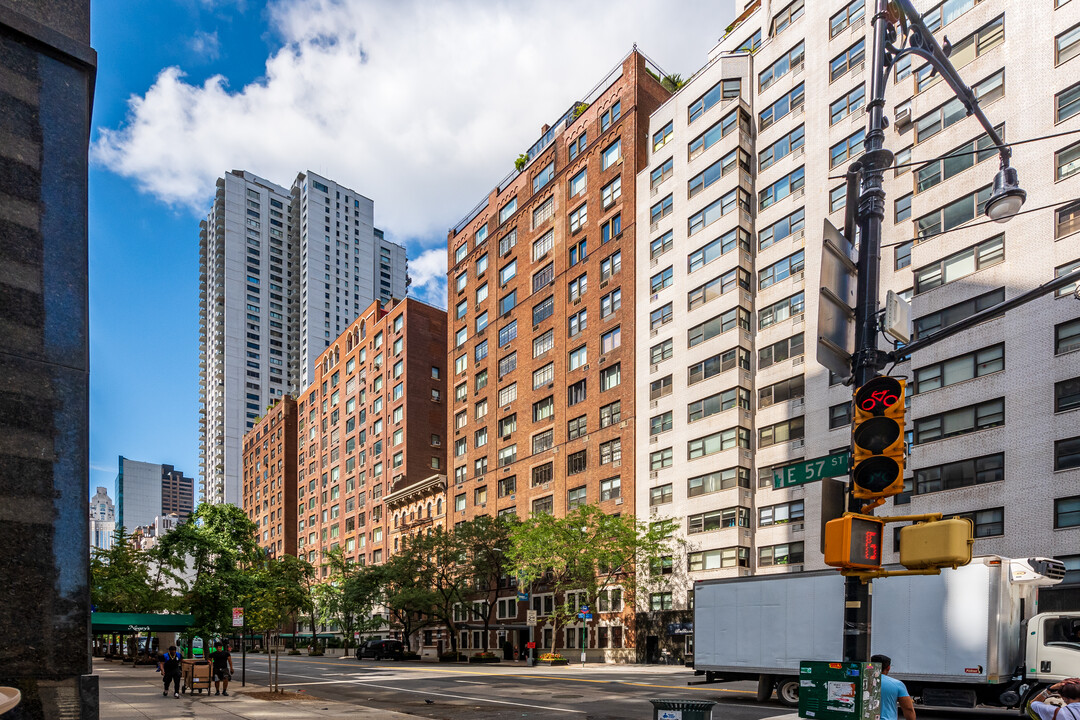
[692,557,1080,709]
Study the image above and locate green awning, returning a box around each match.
[92,613,195,633]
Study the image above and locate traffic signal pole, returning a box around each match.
[843,0,892,665]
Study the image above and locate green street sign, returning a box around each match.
[773,451,850,489]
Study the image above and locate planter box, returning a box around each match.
[468,656,501,664]
[439,654,465,663]
[538,658,569,666]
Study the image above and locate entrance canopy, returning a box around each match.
[91,613,195,633]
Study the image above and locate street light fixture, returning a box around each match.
[985,163,1027,222]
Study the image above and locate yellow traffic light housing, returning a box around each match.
[824,514,885,570]
[851,376,906,500]
[899,517,974,569]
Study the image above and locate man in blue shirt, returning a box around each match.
[872,654,916,720]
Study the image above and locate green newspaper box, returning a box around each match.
[798,660,881,720]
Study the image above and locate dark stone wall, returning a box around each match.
[0,2,96,718]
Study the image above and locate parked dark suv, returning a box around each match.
[356,639,405,660]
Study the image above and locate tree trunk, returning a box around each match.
[268,641,273,692]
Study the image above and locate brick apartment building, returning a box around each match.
[242,395,298,557]
[444,49,671,658]
[296,298,447,575]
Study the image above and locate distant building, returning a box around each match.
[89,487,116,552]
[199,169,409,509]
[116,456,194,531]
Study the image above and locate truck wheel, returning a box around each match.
[776,678,800,707]
[757,675,774,702]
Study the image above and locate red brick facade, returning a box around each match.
[242,395,298,557]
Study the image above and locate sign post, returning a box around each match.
[233,607,244,687]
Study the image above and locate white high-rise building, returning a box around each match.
[199,169,408,506]
[89,486,115,552]
[635,0,1080,629]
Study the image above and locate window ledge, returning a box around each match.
[912,424,1004,448]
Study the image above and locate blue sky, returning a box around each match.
[87,0,735,498]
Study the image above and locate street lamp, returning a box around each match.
[985,163,1027,222]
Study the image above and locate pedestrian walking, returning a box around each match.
[157,645,183,699]
[1027,679,1080,720]
[871,654,915,720]
[209,641,234,696]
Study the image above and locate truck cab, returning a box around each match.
[1025,613,1080,684]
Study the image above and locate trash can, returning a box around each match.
[648,698,717,720]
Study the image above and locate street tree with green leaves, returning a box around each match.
[377,538,437,651]
[244,554,311,692]
[459,515,519,651]
[410,527,471,657]
[507,504,677,653]
[156,503,263,647]
[90,526,177,614]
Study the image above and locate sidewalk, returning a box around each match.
[95,661,414,719]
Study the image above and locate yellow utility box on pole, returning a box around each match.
[898,517,974,570]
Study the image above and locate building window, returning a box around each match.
[569,203,588,233]
[758,376,804,409]
[650,157,673,190]
[759,250,804,289]
[600,288,622,318]
[651,338,673,364]
[950,507,1004,537]
[830,0,864,36]
[915,453,1004,494]
[1058,141,1080,182]
[1058,319,1080,355]
[1056,496,1080,529]
[651,266,674,293]
[1058,200,1080,240]
[688,507,749,534]
[602,139,622,170]
[689,387,750,422]
[759,292,804,329]
[1057,378,1080,413]
[759,542,804,566]
[650,593,673,611]
[830,84,865,125]
[759,82,804,131]
[830,186,847,213]
[568,345,587,372]
[759,167,805,210]
[600,438,622,466]
[914,287,1004,340]
[600,400,621,428]
[650,195,673,225]
[690,547,749,571]
[602,177,622,209]
[688,426,750,459]
[653,121,673,152]
[532,462,553,487]
[600,363,621,391]
[650,411,673,436]
[567,379,587,406]
[759,41,805,92]
[759,208,805,251]
[830,129,865,168]
[916,186,992,239]
[688,467,750,496]
[601,326,621,353]
[689,346,750,383]
[651,231,673,259]
[917,126,1003,194]
[650,375,673,401]
[567,450,587,475]
[913,343,1004,394]
[1057,259,1080,298]
[917,70,1005,143]
[759,417,804,447]
[497,383,517,407]
[650,449,673,471]
[759,500,804,526]
[758,333,803,370]
[915,235,1004,294]
[568,309,587,337]
[914,398,1005,444]
[1056,436,1080,471]
[688,267,750,311]
[1058,81,1080,123]
[771,0,804,34]
[532,495,553,516]
[1058,22,1080,65]
[688,78,741,124]
[830,38,865,81]
[688,307,750,347]
[567,486,587,509]
[689,227,749,272]
[895,241,912,269]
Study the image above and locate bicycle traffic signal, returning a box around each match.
[851,376,906,500]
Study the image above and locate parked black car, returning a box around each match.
[355,639,405,660]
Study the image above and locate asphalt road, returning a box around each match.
[236,655,1016,720]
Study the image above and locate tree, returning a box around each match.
[156,503,262,648]
[244,554,310,692]
[661,73,685,93]
[378,540,437,651]
[459,515,518,652]
[410,528,471,657]
[91,527,171,613]
[508,505,677,654]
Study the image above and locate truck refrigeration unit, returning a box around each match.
[693,556,1079,709]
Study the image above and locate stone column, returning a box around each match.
[0,1,97,718]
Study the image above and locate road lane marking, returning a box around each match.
[263,657,754,693]
[352,681,587,713]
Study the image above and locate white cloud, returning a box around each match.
[188,30,221,61]
[407,247,449,309]
[94,0,734,299]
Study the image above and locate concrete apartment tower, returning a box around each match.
[199,169,408,507]
[634,0,1080,649]
[444,50,670,658]
[116,456,194,531]
[0,0,97,715]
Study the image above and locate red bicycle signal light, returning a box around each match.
[851,376,906,500]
